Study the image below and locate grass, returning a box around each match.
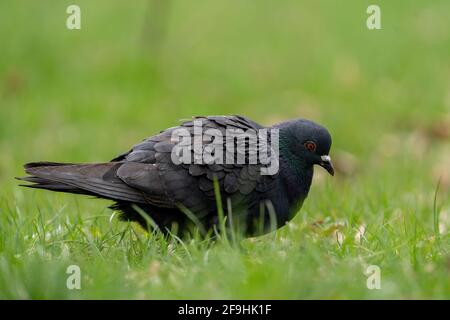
[0,0,449,299]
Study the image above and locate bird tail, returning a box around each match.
[17,161,146,203]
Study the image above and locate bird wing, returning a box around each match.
[112,115,279,212]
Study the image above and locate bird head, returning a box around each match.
[276,119,334,176]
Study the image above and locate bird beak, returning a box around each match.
[319,155,334,176]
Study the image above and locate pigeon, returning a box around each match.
[18,115,334,236]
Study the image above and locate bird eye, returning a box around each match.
[304,141,316,152]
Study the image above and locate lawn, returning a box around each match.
[0,0,449,299]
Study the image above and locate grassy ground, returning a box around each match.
[0,0,449,299]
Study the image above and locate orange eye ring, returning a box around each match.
[304,141,316,152]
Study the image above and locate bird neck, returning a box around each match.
[278,133,314,207]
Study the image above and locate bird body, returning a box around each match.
[19,115,333,236]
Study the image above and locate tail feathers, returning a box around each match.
[24,161,77,169]
[17,175,94,195]
[18,162,146,203]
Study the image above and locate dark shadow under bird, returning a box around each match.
[18,115,334,236]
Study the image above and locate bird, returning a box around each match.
[18,115,334,236]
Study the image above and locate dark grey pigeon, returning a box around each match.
[18,115,334,236]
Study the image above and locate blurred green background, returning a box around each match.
[0,1,449,299]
